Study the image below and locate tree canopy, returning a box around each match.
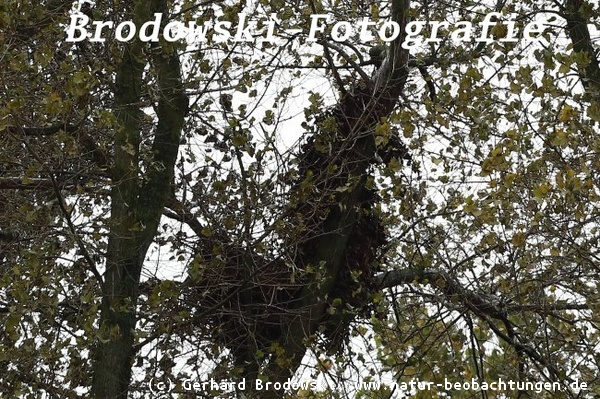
[1,0,600,398]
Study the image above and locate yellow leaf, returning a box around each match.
[558,105,574,122]
[533,182,551,199]
[511,232,527,247]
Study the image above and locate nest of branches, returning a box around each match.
[181,90,411,360]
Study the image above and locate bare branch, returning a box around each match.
[377,267,589,316]
[2,123,80,136]
[0,177,74,190]
[377,267,508,320]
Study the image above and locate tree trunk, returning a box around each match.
[91,1,187,397]
[563,0,600,93]
[248,1,412,396]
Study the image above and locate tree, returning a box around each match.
[1,0,600,398]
